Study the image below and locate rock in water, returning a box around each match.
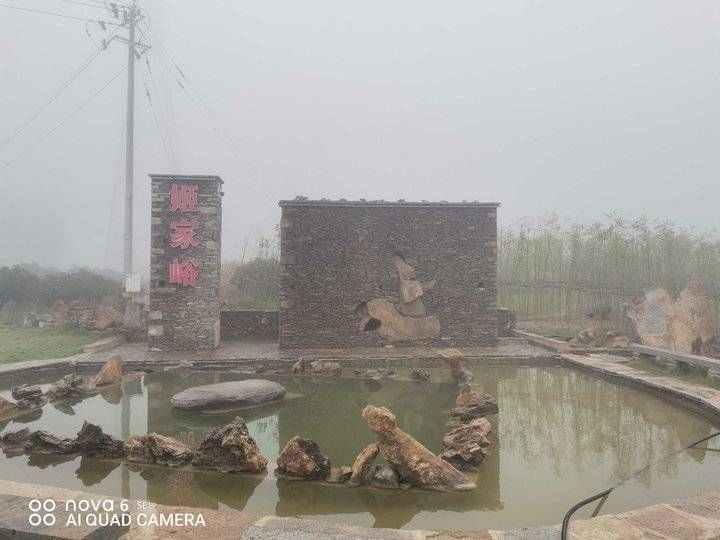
[74,422,124,458]
[46,374,97,401]
[440,418,491,471]
[371,464,400,489]
[0,397,18,417]
[452,386,499,420]
[327,466,352,484]
[410,369,431,381]
[25,431,77,454]
[347,443,379,486]
[92,355,123,386]
[362,405,476,492]
[125,434,193,466]
[276,436,330,480]
[170,379,286,412]
[291,357,307,374]
[192,417,267,473]
[438,349,474,385]
[309,360,342,376]
[11,384,42,400]
[1,428,31,449]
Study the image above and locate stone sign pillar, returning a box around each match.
[148,174,223,350]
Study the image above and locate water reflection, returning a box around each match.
[0,366,716,530]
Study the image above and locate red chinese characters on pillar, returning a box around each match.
[168,258,199,287]
[170,184,198,212]
[168,183,201,287]
[169,220,200,249]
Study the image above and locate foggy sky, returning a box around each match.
[1,1,719,271]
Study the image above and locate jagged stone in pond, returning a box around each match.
[410,368,431,381]
[192,416,267,473]
[46,374,97,401]
[371,464,400,489]
[170,379,286,412]
[438,349,475,385]
[92,355,123,386]
[362,405,476,492]
[452,385,499,420]
[276,436,330,480]
[347,442,379,486]
[327,466,352,484]
[1,428,31,449]
[440,418,491,471]
[25,431,77,454]
[74,421,125,458]
[11,384,42,400]
[124,433,193,466]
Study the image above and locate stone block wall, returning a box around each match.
[279,200,498,348]
[148,175,223,350]
[221,310,279,339]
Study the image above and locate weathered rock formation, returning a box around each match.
[125,434,193,466]
[74,422,125,458]
[11,384,42,400]
[439,418,491,471]
[410,368,431,381]
[569,329,630,349]
[25,431,77,454]
[192,417,267,473]
[276,436,330,480]
[170,379,286,411]
[371,464,400,489]
[291,357,307,374]
[347,442,379,486]
[0,397,18,417]
[309,360,342,376]
[362,405,476,491]
[628,281,716,355]
[326,466,352,484]
[1,428,30,449]
[352,368,395,379]
[452,385,499,420]
[438,349,474,384]
[92,355,123,386]
[46,374,97,401]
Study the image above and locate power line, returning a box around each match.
[149,33,275,202]
[143,57,178,167]
[50,0,114,10]
[0,48,103,151]
[2,66,126,168]
[0,3,119,24]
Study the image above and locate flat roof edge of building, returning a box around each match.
[279,199,501,208]
[149,174,224,183]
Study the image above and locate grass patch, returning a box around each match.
[0,325,113,363]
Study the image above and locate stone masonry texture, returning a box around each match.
[148,174,223,350]
[279,200,499,349]
[221,310,279,339]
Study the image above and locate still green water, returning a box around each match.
[0,366,718,530]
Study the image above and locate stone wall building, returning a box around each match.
[279,199,499,349]
[148,174,223,350]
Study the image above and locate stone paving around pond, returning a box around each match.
[0,338,557,380]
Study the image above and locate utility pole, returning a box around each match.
[123,2,136,279]
[100,1,149,287]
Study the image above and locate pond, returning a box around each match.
[0,366,718,531]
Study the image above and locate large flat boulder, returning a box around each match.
[170,379,286,412]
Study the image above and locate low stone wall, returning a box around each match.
[221,310,279,339]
